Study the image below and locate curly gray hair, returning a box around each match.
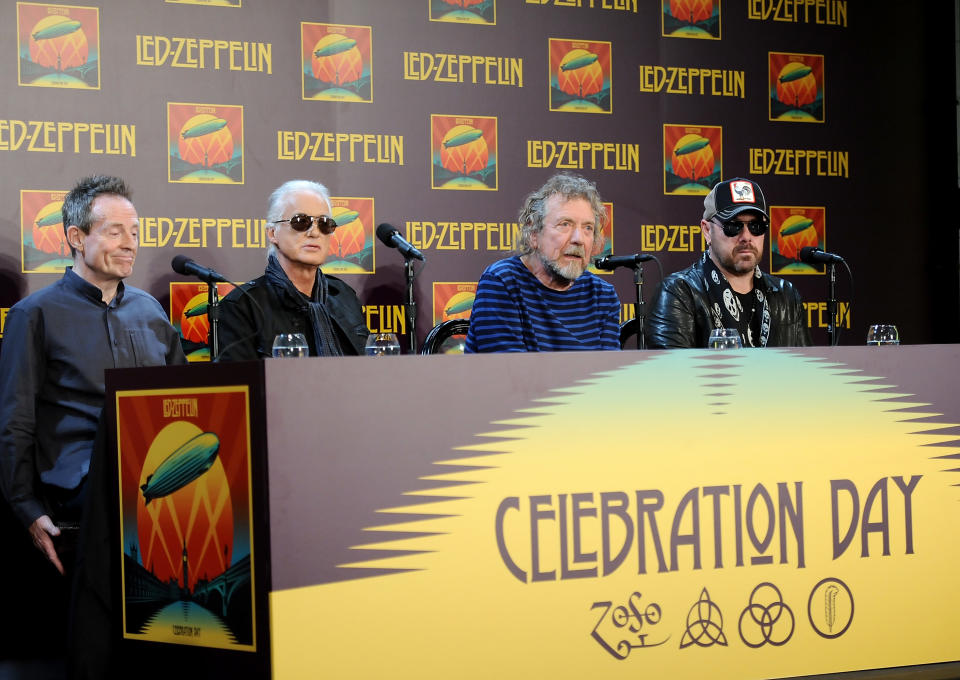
[516,173,606,255]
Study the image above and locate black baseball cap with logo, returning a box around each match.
[702,178,768,222]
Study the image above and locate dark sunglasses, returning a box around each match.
[273,213,338,234]
[718,219,768,237]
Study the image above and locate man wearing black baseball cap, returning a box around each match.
[645,178,810,348]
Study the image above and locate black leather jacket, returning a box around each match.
[217,273,368,360]
[645,257,811,348]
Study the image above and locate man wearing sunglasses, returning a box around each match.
[645,178,810,348]
[217,179,368,359]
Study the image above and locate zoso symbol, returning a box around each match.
[738,582,795,648]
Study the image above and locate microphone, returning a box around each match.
[593,254,655,271]
[799,247,845,265]
[171,255,230,283]
[376,223,425,262]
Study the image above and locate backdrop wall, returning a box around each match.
[1,0,958,352]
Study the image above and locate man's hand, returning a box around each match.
[28,514,64,575]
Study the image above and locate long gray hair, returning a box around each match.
[265,179,332,258]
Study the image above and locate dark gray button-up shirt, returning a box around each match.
[0,268,186,527]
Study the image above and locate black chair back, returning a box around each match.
[619,319,639,349]
[420,319,470,355]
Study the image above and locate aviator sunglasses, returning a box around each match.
[717,218,768,238]
[272,213,338,234]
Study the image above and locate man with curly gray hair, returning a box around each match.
[465,173,621,352]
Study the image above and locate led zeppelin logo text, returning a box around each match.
[162,398,198,418]
[495,476,920,583]
[403,53,523,87]
[139,217,266,249]
[0,120,135,156]
[805,301,852,330]
[639,67,745,98]
[748,0,847,26]
[363,305,405,334]
[641,225,704,252]
[405,221,520,251]
[526,0,637,11]
[136,35,272,73]
[749,148,849,177]
[277,131,403,165]
[528,141,639,172]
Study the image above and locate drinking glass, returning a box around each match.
[866,324,899,346]
[708,328,742,350]
[365,333,402,356]
[272,333,309,358]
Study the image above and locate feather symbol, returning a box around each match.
[824,585,839,632]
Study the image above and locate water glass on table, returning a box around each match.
[708,328,742,350]
[365,333,401,356]
[866,324,899,346]
[272,333,309,358]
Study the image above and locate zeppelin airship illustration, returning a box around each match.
[780,217,815,236]
[559,53,598,72]
[141,432,220,505]
[442,128,484,149]
[314,36,357,58]
[181,117,228,140]
[674,136,711,156]
[779,64,813,83]
[184,301,208,318]
[35,210,62,228]
[32,19,82,41]
[444,293,475,316]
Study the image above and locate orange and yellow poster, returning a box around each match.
[117,385,256,651]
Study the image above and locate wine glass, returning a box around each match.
[866,324,899,346]
[272,333,309,358]
[708,328,742,350]
[365,333,401,356]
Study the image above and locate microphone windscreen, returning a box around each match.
[171,254,191,275]
[376,223,397,246]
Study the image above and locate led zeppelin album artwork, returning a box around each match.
[663,123,722,195]
[117,386,256,651]
[169,281,238,362]
[586,202,613,276]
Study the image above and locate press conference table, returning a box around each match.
[105,345,960,679]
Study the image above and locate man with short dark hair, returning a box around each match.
[465,173,621,352]
[645,177,810,348]
[0,175,185,576]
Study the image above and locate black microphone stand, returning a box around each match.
[632,263,646,350]
[404,259,417,354]
[207,282,221,360]
[826,262,837,347]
